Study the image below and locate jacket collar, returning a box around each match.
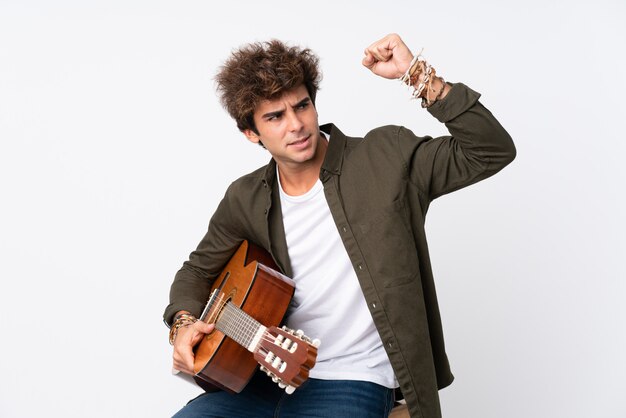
[261,123,347,185]
[320,123,346,180]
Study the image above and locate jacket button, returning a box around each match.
[371,302,377,309]
[357,264,363,270]
[264,209,267,214]
[342,226,347,233]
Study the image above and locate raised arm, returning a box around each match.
[363,33,516,200]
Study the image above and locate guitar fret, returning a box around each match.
[215,302,263,351]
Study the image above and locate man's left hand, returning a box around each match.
[362,33,414,79]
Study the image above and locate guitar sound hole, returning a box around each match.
[206,290,236,338]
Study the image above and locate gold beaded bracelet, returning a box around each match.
[168,313,198,345]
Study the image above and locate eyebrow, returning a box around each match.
[261,97,311,120]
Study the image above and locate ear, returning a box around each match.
[243,129,261,145]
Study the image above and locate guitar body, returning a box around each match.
[192,240,295,393]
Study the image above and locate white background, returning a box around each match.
[1,1,625,417]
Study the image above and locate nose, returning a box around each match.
[286,110,304,133]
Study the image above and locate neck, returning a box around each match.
[277,135,328,196]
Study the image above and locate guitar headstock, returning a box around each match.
[253,326,320,394]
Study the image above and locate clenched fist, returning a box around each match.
[362,33,414,79]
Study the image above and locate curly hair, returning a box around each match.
[215,40,322,134]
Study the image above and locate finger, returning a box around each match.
[173,343,195,374]
[172,358,191,375]
[378,44,394,61]
[190,322,213,344]
[362,52,375,68]
[173,355,189,374]
[172,321,214,374]
[366,43,392,62]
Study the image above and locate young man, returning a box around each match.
[164,34,516,418]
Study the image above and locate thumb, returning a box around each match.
[362,52,375,68]
[195,321,214,334]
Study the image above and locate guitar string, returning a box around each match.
[217,296,285,348]
[203,283,311,383]
[220,304,311,348]
[218,306,310,349]
[218,303,261,347]
[228,303,255,345]
[219,310,300,351]
[210,292,275,343]
[210,293,313,352]
[208,293,254,346]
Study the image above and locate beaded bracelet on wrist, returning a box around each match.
[168,313,198,345]
[398,48,446,108]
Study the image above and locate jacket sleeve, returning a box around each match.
[163,185,243,327]
[397,83,516,200]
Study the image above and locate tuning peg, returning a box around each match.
[265,351,276,363]
[278,382,286,389]
[285,385,296,395]
[312,338,321,347]
[271,356,283,369]
[295,329,304,337]
[281,338,292,350]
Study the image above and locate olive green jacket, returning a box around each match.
[164,83,516,418]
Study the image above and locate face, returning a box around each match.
[243,85,324,171]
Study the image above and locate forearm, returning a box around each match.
[396,46,513,165]
[164,266,213,327]
[428,82,516,171]
[398,83,516,200]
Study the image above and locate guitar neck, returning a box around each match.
[190,242,317,395]
[214,302,267,353]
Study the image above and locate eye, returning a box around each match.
[296,102,309,110]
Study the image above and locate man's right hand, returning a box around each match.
[172,319,214,375]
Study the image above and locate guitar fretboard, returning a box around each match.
[215,302,264,351]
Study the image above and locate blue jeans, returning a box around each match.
[172,371,395,418]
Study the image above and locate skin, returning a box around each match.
[172,33,450,376]
[244,84,327,196]
[362,33,451,100]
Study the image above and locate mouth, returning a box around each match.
[288,134,311,147]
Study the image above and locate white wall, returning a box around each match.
[1,1,624,417]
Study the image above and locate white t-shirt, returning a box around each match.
[277,166,398,389]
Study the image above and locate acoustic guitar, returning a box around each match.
[178,240,319,394]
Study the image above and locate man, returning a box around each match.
[164,34,515,418]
